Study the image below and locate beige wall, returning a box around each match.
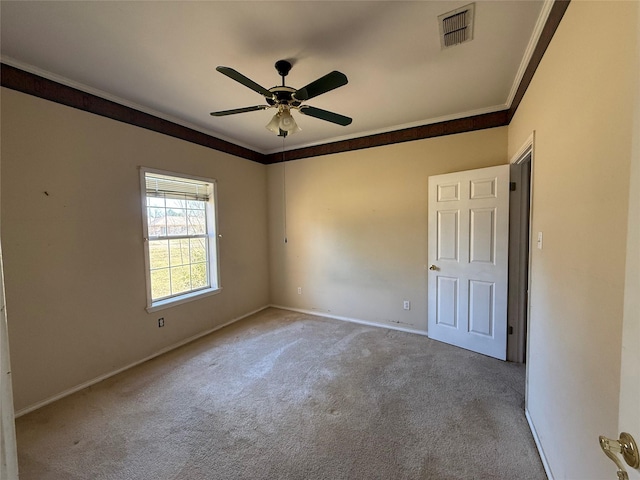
[508,1,638,478]
[268,128,507,331]
[1,88,270,412]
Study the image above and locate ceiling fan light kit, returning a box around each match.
[211,60,351,137]
[265,112,282,135]
[278,109,298,132]
[266,106,301,137]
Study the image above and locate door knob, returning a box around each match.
[429,265,438,271]
[599,432,639,480]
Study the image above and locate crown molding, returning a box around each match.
[508,0,571,122]
[263,104,508,155]
[263,110,509,164]
[0,56,262,155]
[506,0,555,109]
[0,62,265,163]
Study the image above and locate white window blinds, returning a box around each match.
[145,173,211,201]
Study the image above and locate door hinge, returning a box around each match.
[510,182,517,191]
[508,326,514,335]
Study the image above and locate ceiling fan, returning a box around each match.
[210,60,352,137]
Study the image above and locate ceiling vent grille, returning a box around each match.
[439,3,475,49]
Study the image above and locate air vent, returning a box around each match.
[438,3,475,49]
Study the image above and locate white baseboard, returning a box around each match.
[270,304,429,337]
[526,408,554,480]
[15,305,270,418]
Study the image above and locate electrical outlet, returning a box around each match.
[297,287,302,295]
[158,317,165,328]
[403,300,411,311]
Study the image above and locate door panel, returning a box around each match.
[469,280,494,336]
[470,177,497,199]
[436,276,458,327]
[428,165,510,360]
[437,210,459,260]
[437,182,460,201]
[470,208,495,263]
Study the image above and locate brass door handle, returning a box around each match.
[429,265,438,271]
[599,432,639,480]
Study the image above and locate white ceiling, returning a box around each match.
[1,1,549,154]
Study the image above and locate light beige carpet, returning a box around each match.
[16,308,545,479]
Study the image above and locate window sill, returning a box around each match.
[146,287,222,313]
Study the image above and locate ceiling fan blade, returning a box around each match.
[299,106,352,126]
[294,71,348,101]
[216,66,274,98]
[210,105,269,117]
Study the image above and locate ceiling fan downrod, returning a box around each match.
[274,60,292,87]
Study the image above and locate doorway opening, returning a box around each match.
[507,151,532,363]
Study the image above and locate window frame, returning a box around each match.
[139,167,221,313]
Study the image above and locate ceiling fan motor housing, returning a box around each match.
[267,60,300,107]
[266,87,301,107]
[275,60,292,78]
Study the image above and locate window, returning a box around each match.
[140,168,220,311]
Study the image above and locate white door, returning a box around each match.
[0,242,18,479]
[616,75,639,478]
[618,234,640,479]
[427,165,510,360]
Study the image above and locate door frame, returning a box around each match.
[1,237,19,479]
[508,132,535,390]
[507,145,533,363]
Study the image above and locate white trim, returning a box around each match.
[526,408,554,480]
[510,131,536,416]
[139,167,221,311]
[269,305,429,337]
[14,305,270,418]
[145,287,222,313]
[506,0,555,109]
[506,131,535,364]
[510,132,536,165]
[140,166,219,187]
[0,243,19,479]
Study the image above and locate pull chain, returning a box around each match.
[282,137,287,244]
